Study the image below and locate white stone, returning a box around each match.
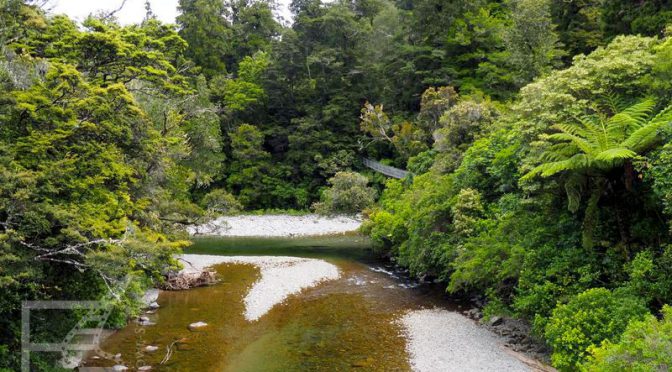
[188,321,208,330]
[143,345,159,353]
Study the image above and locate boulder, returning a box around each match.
[160,270,217,291]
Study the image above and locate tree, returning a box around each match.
[504,0,563,87]
[228,0,279,61]
[313,171,377,215]
[432,95,499,173]
[417,86,458,133]
[584,305,672,372]
[177,0,232,77]
[211,51,270,117]
[523,99,672,248]
[550,0,604,58]
[360,102,427,160]
[227,124,272,206]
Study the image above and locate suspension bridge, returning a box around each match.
[362,158,410,179]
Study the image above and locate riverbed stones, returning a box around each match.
[188,321,208,331]
[400,309,530,372]
[143,345,159,353]
[186,214,362,237]
[137,316,154,326]
[488,316,503,326]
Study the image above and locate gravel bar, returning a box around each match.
[187,214,362,237]
[400,309,532,372]
[180,254,340,321]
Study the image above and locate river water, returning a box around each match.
[82,235,466,371]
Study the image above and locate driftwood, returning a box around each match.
[159,270,217,290]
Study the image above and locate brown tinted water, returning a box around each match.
[82,235,463,371]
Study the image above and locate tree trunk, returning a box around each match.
[624,160,635,192]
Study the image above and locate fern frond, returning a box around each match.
[565,173,585,213]
[616,98,656,127]
[621,117,670,152]
[594,147,636,161]
[601,93,629,114]
[536,153,592,178]
[576,114,609,149]
[548,132,595,155]
[520,164,545,181]
[553,123,589,139]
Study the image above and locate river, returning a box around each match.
[81,235,521,371]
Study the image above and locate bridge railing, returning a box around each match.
[362,158,410,179]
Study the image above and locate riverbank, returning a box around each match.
[400,309,549,372]
[187,214,362,237]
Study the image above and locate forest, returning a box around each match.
[2,0,672,370]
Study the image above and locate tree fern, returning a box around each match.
[523,99,672,182]
[522,99,672,249]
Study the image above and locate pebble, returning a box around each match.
[144,345,159,353]
[188,321,208,331]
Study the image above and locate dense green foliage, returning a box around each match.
[312,172,377,215]
[544,288,648,370]
[0,2,218,369]
[3,0,672,370]
[360,7,672,371]
[583,305,672,371]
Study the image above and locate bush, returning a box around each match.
[313,172,377,215]
[200,189,243,214]
[544,288,649,371]
[583,305,672,372]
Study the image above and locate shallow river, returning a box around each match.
[83,235,468,371]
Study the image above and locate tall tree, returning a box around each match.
[505,0,563,87]
[177,0,233,77]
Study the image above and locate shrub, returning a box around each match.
[583,305,672,372]
[313,172,377,215]
[544,287,648,371]
[201,189,243,214]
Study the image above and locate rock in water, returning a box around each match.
[143,345,159,353]
[188,321,208,331]
[112,365,128,371]
[137,316,154,326]
[160,270,217,290]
